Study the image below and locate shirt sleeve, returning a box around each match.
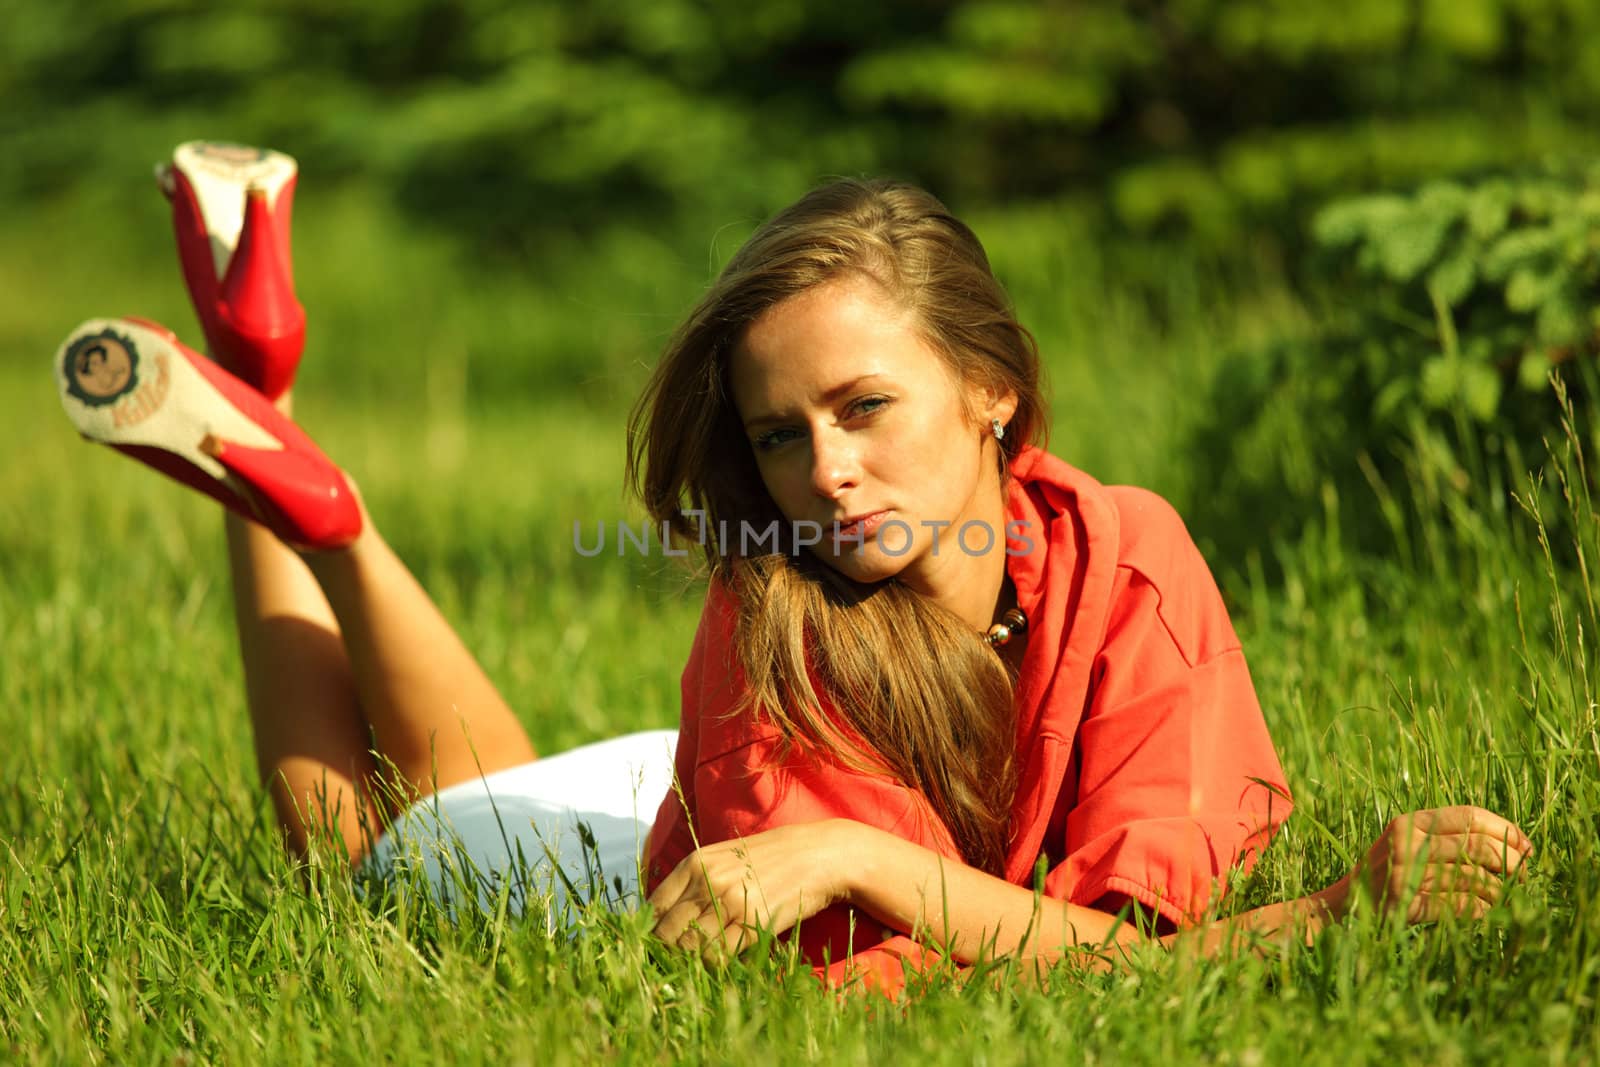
[1042,490,1292,926]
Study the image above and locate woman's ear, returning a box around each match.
[972,382,1019,433]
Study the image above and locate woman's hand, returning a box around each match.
[648,820,860,960]
[1327,805,1533,923]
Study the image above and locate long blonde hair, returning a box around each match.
[626,178,1046,874]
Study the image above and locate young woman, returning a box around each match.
[56,142,1531,995]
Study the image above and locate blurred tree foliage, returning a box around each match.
[7,0,1600,256]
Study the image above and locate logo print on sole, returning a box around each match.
[61,327,172,430]
[63,328,140,407]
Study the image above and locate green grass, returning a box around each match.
[2,186,1598,1064]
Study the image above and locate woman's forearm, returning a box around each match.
[1156,877,1346,960]
[843,824,1141,963]
[841,822,1347,967]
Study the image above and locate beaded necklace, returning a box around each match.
[983,606,1028,647]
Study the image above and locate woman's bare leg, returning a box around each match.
[225,510,381,860]
[225,398,535,862]
[298,522,537,803]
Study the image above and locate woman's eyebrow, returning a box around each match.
[743,374,887,430]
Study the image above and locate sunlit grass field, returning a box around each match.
[2,187,1597,1063]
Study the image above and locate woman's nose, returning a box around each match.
[809,430,859,500]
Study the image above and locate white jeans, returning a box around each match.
[360,729,679,924]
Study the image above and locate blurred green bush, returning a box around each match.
[1315,165,1600,425]
[1179,162,1600,569]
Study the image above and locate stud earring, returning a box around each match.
[991,418,1005,441]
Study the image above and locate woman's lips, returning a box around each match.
[830,510,889,548]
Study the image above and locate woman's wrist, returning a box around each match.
[826,818,884,907]
[1316,873,1353,923]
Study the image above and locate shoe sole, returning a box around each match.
[56,318,284,503]
[158,141,297,278]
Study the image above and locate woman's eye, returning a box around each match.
[754,427,801,451]
[850,395,891,417]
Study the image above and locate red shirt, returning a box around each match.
[645,446,1292,994]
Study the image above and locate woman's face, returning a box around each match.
[728,274,1015,592]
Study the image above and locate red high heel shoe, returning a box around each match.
[56,317,362,550]
[156,141,305,401]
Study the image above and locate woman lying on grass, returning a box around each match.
[56,141,1531,995]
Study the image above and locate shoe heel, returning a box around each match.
[161,141,303,399]
[216,186,306,400]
